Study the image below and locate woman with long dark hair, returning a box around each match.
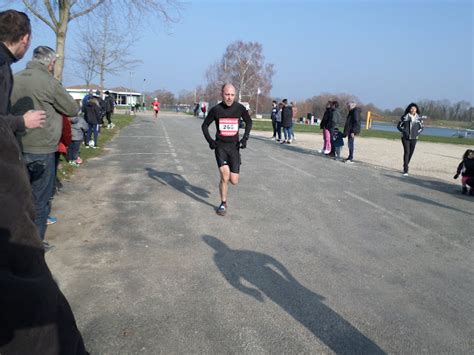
[397,103,424,175]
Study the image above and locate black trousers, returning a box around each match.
[401,137,417,173]
[271,120,277,137]
[106,111,113,125]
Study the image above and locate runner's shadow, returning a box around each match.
[203,235,385,354]
[145,168,215,208]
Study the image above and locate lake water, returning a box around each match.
[367,122,472,138]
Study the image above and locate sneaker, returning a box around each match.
[288,139,292,144]
[323,150,331,155]
[88,140,95,148]
[69,161,79,167]
[345,159,354,164]
[216,202,227,216]
[271,136,275,140]
[402,172,409,176]
[47,216,57,225]
[76,157,83,164]
[280,140,286,144]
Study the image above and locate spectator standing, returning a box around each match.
[81,89,92,113]
[67,114,88,165]
[397,103,424,176]
[201,103,207,118]
[104,90,115,128]
[84,96,102,148]
[319,101,334,154]
[270,100,278,139]
[332,127,344,160]
[343,101,362,163]
[291,101,298,141]
[11,46,79,244]
[281,99,293,144]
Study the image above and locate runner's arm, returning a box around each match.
[201,108,216,145]
[241,108,252,141]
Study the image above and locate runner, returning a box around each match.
[202,83,252,216]
[152,97,160,119]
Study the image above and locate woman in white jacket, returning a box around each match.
[397,103,424,176]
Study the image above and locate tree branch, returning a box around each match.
[22,0,56,32]
[43,0,59,28]
[70,0,106,20]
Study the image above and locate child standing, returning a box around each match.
[68,115,89,166]
[332,128,344,160]
[454,149,474,195]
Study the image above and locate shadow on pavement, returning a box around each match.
[382,173,461,194]
[145,168,215,208]
[398,193,474,215]
[203,235,385,354]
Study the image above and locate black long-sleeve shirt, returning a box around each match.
[201,101,252,144]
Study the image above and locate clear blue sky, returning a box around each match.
[10,0,473,109]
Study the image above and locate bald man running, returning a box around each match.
[202,84,253,216]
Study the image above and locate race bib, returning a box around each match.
[219,118,239,136]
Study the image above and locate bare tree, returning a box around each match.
[205,41,275,106]
[18,0,181,81]
[75,9,142,90]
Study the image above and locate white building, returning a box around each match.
[66,84,142,106]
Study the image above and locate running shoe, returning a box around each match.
[216,202,227,216]
[47,216,57,225]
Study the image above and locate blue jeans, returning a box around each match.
[86,123,99,146]
[276,122,282,140]
[23,152,56,240]
[67,140,81,161]
[283,127,291,141]
[347,135,355,160]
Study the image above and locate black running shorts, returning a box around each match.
[215,142,241,174]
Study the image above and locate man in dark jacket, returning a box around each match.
[104,90,115,128]
[281,98,293,144]
[343,101,362,163]
[0,10,87,355]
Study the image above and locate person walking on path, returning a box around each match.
[104,90,115,128]
[201,83,253,216]
[152,97,160,119]
[84,96,102,148]
[11,45,79,244]
[281,99,293,144]
[0,10,87,354]
[397,103,424,176]
[343,101,362,163]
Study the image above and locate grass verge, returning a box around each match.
[57,114,134,180]
[251,120,474,145]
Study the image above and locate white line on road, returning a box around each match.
[344,191,424,230]
[268,156,314,178]
[177,166,184,172]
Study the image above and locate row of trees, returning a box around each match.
[382,100,472,123]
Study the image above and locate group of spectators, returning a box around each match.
[319,100,361,163]
[1,9,87,354]
[270,99,297,144]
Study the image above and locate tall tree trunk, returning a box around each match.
[55,29,67,81]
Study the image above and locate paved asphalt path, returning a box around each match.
[47,112,473,354]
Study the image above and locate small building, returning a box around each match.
[66,84,142,106]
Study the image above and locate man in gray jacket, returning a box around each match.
[11,46,79,244]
